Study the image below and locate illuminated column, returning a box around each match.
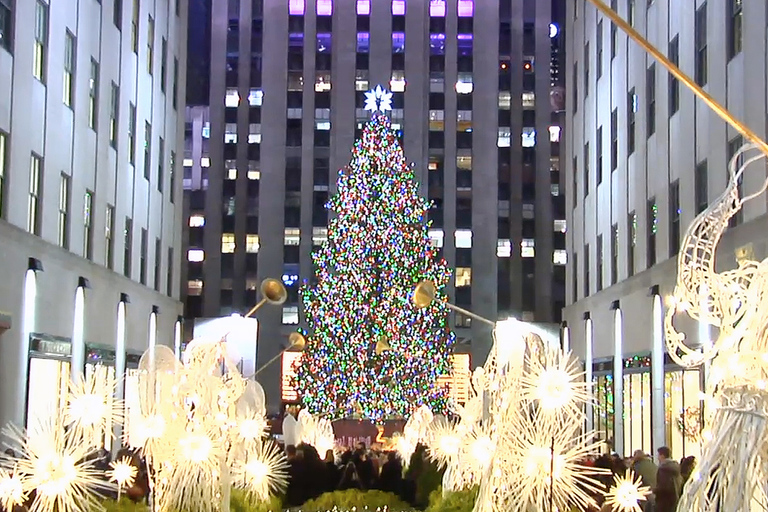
[584,312,594,433]
[70,278,88,381]
[650,287,666,453]
[18,260,42,426]
[113,297,128,452]
[149,306,159,349]
[561,321,570,352]
[174,316,183,359]
[698,285,712,394]
[611,300,624,456]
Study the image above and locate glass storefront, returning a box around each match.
[26,334,72,429]
[123,352,143,448]
[664,367,703,460]
[591,355,703,460]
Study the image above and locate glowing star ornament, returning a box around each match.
[604,470,652,512]
[65,370,124,448]
[1,421,113,512]
[108,458,137,500]
[0,469,26,512]
[231,441,289,501]
[364,85,393,113]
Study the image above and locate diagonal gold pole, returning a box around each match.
[585,0,768,157]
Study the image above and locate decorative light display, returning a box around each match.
[417,318,606,510]
[604,470,651,512]
[676,406,702,441]
[294,110,455,422]
[108,457,137,501]
[664,144,768,510]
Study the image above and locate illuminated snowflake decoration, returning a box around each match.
[604,470,651,512]
[108,457,137,490]
[364,85,393,113]
[0,469,26,512]
[231,441,289,501]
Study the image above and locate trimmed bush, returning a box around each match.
[299,489,413,512]
[425,486,479,512]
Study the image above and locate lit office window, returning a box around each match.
[225,89,239,107]
[284,228,300,245]
[457,0,473,16]
[392,0,405,15]
[356,0,370,15]
[246,234,260,253]
[428,229,444,248]
[289,0,305,15]
[430,0,446,16]
[554,250,568,265]
[455,73,473,94]
[221,233,235,253]
[188,249,204,262]
[497,239,511,258]
[317,0,332,15]
[455,267,472,287]
[521,239,535,258]
[497,128,511,148]
[189,215,205,227]
[282,306,299,325]
[455,230,472,249]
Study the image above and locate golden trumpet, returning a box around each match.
[412,279,496,327]
[375,339,392,355]
[288,331,307,351]
[244,278,288,318]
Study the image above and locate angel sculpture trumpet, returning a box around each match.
[665,143,768,511]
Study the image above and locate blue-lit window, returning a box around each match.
[457,33,472,56]
[317,33,331,52]
[392,32,405,53]
[430,33,445,55]
[288,33,303,52]
[357,32,369,53]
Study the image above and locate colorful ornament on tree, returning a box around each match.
[293,108,455,422]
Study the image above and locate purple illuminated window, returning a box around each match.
[457,0,473,17]
[392,0,405,15]
[289,33,304,49]
[317,33,331,52]
[316,0,332,15]
[356,0,370,15]
[430,33,445,55]
[357,32,370,53]
[289,0,305,15]
[429,0,445,17]
[457,33,473,56]
[392,32,405,53]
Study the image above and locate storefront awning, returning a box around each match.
[0,311,11,332]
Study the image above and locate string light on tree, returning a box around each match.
[293,96,455,422]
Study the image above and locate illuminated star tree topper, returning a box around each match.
[364,85,393,113]
[293,105,455,422]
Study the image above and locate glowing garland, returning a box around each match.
[294,112,455,422]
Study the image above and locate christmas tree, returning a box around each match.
[293,101,455,422]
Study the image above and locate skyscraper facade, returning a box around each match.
[564,0,765,458]
[183,0,567,410]
[0,0,188,429]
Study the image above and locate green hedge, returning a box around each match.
[299,489,413,512]
[425,486,479,512]
[101,488,283,512]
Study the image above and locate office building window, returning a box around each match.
[628,0,635,26]
[584,142,590,196]
[131,0,139,53]
[572,253,579,301]
[572,62,578,113]
[610,22,617,60]
[628,211,636,276]
[596,127,603,184]
[172,57,179,109]
[695,160,708,214]
[139,228,148,285]
[627,89,636,154]
[154,238,162,291]
[611,224,618,285]
[522,239,535,258]
[583,43,589,97]
[89,59,99,129]
[0,0,12,52]
[113,0,122,28]
[246,234,260,253]
[28,154,42,235]
[124,217,133,278]
[669,181,680,256]
[596,235,603,292]
[596,20,603,79]
[105,205,115,269]
[0,131,6,218]
[143,122,151,179]
[147,16,154,74]
[170,151,176,203]
[157,138,164,192]
[584,244,590,297]
[572,157,578,207]
[611,109,618,172]
[455,267,471,287]
[695,3,707,86]
[58,173,70,248]
[647,199,657,266]
[728,0,742,59]
[83,191,93,259]
[669,36,679,115]
[167,247,174,296]
[63,31,76,107]
[109,83,119,147]
[282,306,299,325]
[221,233,236,253]
[160,38,167,92]
[646,64,655,137]
[128,103,136,164]
[33,1,48,81]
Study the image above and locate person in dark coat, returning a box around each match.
[338,461,363,490]
[284,445,306,507]
[324,449,340,493]
[655,447,683,512]
[378,452,403,494]
[353,448,375,490]
[298,443,326,501]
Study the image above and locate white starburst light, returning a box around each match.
[364,85,393,113]
[604,470,652,512]
[0,469,26,511]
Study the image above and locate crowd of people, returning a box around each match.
[583,446,695,512]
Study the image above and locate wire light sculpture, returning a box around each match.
[664,143,768,511]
